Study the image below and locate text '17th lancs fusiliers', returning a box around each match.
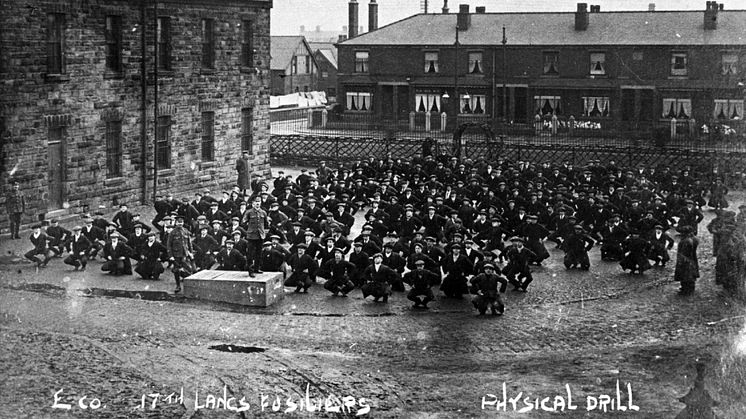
[482,381,640,413]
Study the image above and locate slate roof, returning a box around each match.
[341,11,746,46]
[270,36,308,70]
[309,42,338,68]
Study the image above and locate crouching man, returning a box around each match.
[403,259,439,309]
[284,243,317,293]
[101,232,133,275]
[318,248,356,296]
[361,253,398,303]
[135,232,167,280]
[470,263,508,315]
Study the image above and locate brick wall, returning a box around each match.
[0,0,272,231]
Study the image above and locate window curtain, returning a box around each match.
[730,101,744,119]
[460,95,484,114]
[662,98,676,118]
[468,54,482,74]
[677,100,691,119]
[347,92,357,111]
[714,100,728,119]
[346,92,371,111]
[416,94,441,113]
[424,53,438,73]
[584,97,609,117]
[535,96,561,116]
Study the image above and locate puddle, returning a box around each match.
[208,344,266,353]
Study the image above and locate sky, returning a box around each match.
[270,0,717,35]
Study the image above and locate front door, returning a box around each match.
[48,133,65,209]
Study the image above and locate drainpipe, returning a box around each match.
[153,0,158,202]
[140,0,148,204]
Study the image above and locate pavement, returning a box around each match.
[1,168,746,418]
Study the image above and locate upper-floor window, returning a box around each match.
[241,20,254,67]
[201,19,215,69]
[468,52,483,74]
[156,115,172,169]
[105,120,122,178]
[321,71,329,78]
[105,16,122,73]
[670,52,687,76]
[354,51,369,73]
[201,111,215,161]
[714,99,743,120]
[47,13,65,74]
[460,94,486,114]
[157,17,172,70]
[305,55,312,74]
[662,98,691,119]
[589,52,605,75]
[291,56,297,74]
[583,96,610,117]
[722,53,738,75]
[543,51,559,76]
[424,52,438,73]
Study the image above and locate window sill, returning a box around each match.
[668,75,688,79]
[200,161,216,169]
[44,73,70,83]
[157,168,175,176]
[103,71,124,80]
[240,66,256,74]
[103,177,126,187]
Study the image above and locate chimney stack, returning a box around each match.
[719,3,724,10]
[348,0,359,38]
[457,4,471,30]
[575,3,588,31]
[300,25,305,32]
[648,3,655,11]
[369,0,378,32]
[338,34,348,43]
[704,1,718,30]
[315,25,321,32]
[590,5,600,12]
[475,6,486,13]
[442,0,449,13]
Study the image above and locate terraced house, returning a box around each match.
[0,0,272,226]
[336,1,745,134]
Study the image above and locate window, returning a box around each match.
[354,51,369,73]
[241,20,254,67]
[460,94,486,114]
[201,112,214,161]
[582,97,610,117]
[157,17,171,71]
[468,52,483,74]
[534,96,562,116]
[346,92,372,111]
[46,13,65,74]
[415,93,441,113]
[105,16,122,73]
[201,19,215,69]
[156,115,172,169]
[291,56,297,74]
[321,71,329,78]
[105,120,122,178]
[589,52,605,75]
[714,99,743,120]
[305,55,312,74]
[722,53,738,75]
[241,108,253,153]
[424,52,439,73]
[662,98,691,119]
[670,52,687,76]
[542,52,559,76]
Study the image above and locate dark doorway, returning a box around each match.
[514,88,528,123]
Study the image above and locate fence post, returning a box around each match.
[307,109,313,128]
[568,115,575,137]
[409,111,416,131]
[670,117,677,140]
[425,111,431,132]
[322,108,328,128]
[534,114,542,135]
[441,112,447,132]
[551,114,558,136]
[335,136,339,162]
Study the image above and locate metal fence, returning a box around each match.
[270,107,746,152]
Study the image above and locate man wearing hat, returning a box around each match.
[599,215,627,261]
[63,226,92,271]
[81,217,106,259]
[403,259,439,308]
[46,218,71,258]
[291,230,321,259]
[167,215,194,293]
[440,243,474,299]
[127,223,148,261]
[469,263,508,315]
[231,230,250,256]
[674,225,700,296]
[317,236,339,265]
[503,236,536,292]
[677,200,704,236]
[177,198,201,231]
[318,248,356,296]
[333,202,355,236]
[206,201,228,224]
[193,225,220,270]
[113,203,134,240]
[348,241,371,287]
[24,224,53,268]
[563,225,595,270]
[319,211,342,240]
[244,197,269,277]
[284,221,306,246]
[260,241,285,273]
[284,243,317,293]
[5,181,25,239]
[101,232,133,276]
[518,214,550,265]
[135,232,167,280]
[620,231,652,275]
[217,239,246,271]
[647,224,675,267]
[361,253,398,302]
[235,150,252,195]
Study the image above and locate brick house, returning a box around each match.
[270,36,319,95]
[0,0,272,227]
[336,2,745,133]
[310,42,339,103]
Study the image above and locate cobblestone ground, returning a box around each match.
[1,172,745,418]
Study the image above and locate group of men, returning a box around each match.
[10,151,746,310]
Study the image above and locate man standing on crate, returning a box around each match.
[5,181,25,239]
[244,196,269,277]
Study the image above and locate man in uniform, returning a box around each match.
[244,197,268,277]
[470,263,508,315]
[5,181,25,239]
[63,226,91,271]
[167,215,194,293]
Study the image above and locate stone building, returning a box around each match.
[336,1,745,133]
[0,0,272,228]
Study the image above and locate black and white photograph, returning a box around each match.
[1,0,746,417]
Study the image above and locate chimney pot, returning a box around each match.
[719,3,724,10]
[442,0,449,14]
[457,4,471,29]
[338,34,348,43]
[475,6,486,13]
[648,3,655,11]
[369,0,378,32]
[348,0,359,38]
[575,3,589,31]
[704,1,718,30]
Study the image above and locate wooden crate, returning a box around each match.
[183,270,285,307]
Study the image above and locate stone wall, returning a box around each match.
[0,0,272,231]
